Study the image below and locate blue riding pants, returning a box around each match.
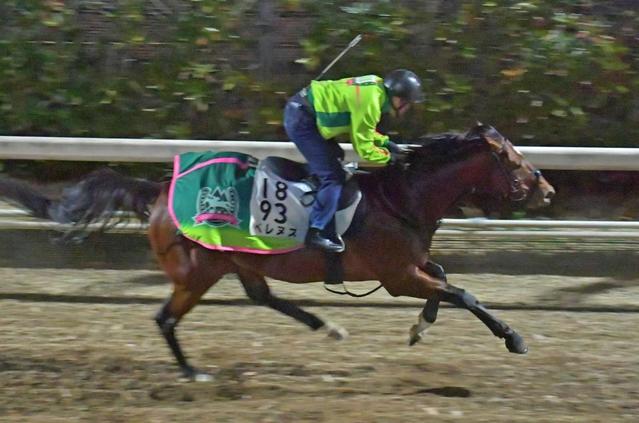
[283,93,345,231]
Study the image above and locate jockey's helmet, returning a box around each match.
[383,69,425,103]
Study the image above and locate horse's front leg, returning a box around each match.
[385,262,527,354]
[422,261,527,353]
[408,261,444,346]
[381,262,446,346]
[441,284,528,354]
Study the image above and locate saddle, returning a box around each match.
[259,156,361,210]
[258,157,362,292]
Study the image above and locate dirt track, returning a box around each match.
[1,268,639,422]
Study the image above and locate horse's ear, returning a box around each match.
[484,134,503,152]
[466,122,483,139]
[472,122,502,151]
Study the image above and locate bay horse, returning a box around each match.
[0,123,555,380]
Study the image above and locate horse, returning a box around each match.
[0,123,555,380]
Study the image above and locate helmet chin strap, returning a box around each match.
[388,105,400,119]
[392,99,410,115]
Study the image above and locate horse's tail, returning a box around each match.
[0,168,162,227]
[0,176,53,220]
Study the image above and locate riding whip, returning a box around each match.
[314,34,363,81]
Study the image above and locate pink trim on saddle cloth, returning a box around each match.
[169,155,249,227]
[167,154,182,233]
[168,154,304,255]
[176,157,251,179]
[194,212,239,225]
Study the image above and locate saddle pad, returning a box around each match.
[169,151,303,254]
[169,151,361,254]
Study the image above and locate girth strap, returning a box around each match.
[323,252,384,298]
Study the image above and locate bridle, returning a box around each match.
[518,168,543,207]
[489,140,543,204]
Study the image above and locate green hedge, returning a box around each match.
[1,1,637,148]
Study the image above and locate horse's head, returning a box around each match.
[389,124,555,225]
[467,123,555,210]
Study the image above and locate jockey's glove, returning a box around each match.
[387,141,411,164]
[387,140,411,153]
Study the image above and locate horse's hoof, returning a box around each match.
[180,366,214,382]
[505,332,528,354]
[324,322,349,340]
[408,324,424,346]
[193,372,214,382]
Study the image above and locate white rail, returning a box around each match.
[1,137,639,239]
[443,218,639,229]
[1,214,638,239]
[2,136,639,170]
[2,210,638,229]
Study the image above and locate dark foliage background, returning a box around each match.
[1,1,638,218]
[2,1,636,143]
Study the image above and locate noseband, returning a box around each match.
[490,148,542,204]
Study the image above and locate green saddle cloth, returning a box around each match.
[169,151,303,254]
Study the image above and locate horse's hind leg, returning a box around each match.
[154,243,235,380]
[237,269,348,340]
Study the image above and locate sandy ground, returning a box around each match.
[1,268,639,422]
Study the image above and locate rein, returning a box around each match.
[489,148,531,203]
[490,152,524,201]
[490,149,543,204]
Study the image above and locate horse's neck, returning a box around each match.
[410,152,493,224]
[357,152,492,235]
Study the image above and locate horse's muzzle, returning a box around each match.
[543,189,555,206]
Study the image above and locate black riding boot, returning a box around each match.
[305,228,345,253]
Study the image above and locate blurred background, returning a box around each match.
[1,0,638,220]
[1,4,639,421]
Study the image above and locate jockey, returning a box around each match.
[283,69,425,253]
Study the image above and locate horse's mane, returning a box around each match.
[404,131,489,172]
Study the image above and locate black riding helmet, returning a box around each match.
[383,69,425,104]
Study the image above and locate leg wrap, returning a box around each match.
[154,300,192,372]
[423,298,440,324]
[460,291,479,308]
[441,287,463,307]
[154,301,176,332]
[266,295,325,331]
[424,261,447,282]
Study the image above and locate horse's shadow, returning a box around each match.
[556,280,624,295]
[209,362,473,400]
[537,277,639,307]
[2,354,474,403]
[413,386,472,398]
[124,274,167,286]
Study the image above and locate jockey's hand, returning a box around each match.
[388,140,411,154]
[387,141,410,165]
